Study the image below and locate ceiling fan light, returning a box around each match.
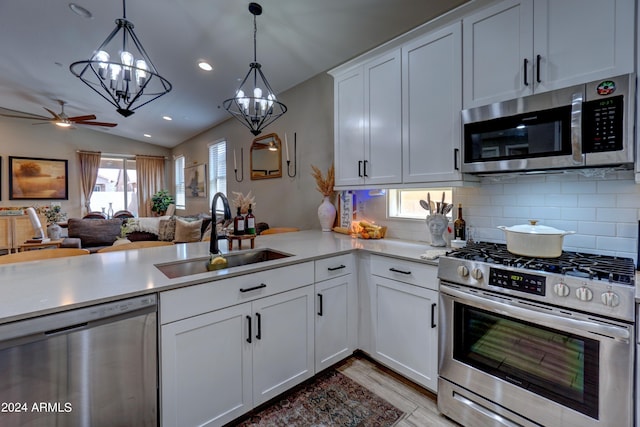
[55,121,72,128]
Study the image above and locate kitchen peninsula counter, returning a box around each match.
[0,230,437,324]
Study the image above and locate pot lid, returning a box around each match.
[501,220,568,235]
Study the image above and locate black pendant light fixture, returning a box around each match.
[70,0,172,117]
[223,2,287,136]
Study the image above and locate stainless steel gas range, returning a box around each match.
[437,242,635,427]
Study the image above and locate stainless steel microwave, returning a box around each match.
[461,74,635,174]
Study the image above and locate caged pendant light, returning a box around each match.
[70,0,172,117]
[223,2,287,136]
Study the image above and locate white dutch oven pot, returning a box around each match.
[497,220,576,258]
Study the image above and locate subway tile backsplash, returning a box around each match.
[360,169,640,263]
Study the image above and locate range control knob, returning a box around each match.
[553,282,570,297]
[601,291,620,307]
[457,265,469,278]
[471,268,483,280]
[576,286,593,302]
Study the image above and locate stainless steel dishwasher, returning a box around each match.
[0,294,157,427]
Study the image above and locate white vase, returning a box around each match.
[47,223,62,240]
[317,196,336,232]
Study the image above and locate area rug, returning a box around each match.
[236,369,404,426]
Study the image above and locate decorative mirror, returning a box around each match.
[250,133,282,180]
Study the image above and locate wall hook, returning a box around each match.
[286,132,297,178]
[234,148,244,182]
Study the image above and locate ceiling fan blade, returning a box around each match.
[43,107,61,120]
[0,113,51,120]
[75,121,118,128]
[68,114,97,122]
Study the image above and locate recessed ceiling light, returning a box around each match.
[69,3,93,18]
[144,134,152,138]
[198,61,213,71]
[162,116,172,121]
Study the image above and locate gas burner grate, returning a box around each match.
[447,242,636,285]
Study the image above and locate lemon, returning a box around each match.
[208,255,228,271]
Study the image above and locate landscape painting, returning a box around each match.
[9,156,68,200]
[185,163,207,198]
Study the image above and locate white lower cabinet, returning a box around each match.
[314,254,357,372]
[160,263,315,427]
[368,255,439,392]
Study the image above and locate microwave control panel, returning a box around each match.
[582,95,624,153]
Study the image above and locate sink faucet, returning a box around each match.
[210,192,232,255]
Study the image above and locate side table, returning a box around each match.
[19,239,64,252]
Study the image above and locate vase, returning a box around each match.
[317,196,336,232]
[47,223,62,240]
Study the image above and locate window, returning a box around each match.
[174,155,185,209]
[209,140,227,212]
[388,188,453,220]
[89,157,137,216]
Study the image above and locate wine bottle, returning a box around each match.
[233,207,245,235]
[454,203,466,241]
[245,204,256,235]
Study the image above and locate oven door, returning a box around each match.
[438,283,633,427]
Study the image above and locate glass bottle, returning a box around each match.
[245,204,256,235]
[233,207,245,235]
[107,202,114,219]
[454,203,466,241]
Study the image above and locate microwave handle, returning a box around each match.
[454,148,459,170]
[570,92,583,164]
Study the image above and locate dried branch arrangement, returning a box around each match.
[311,164,335,197]
[231,190,256,214]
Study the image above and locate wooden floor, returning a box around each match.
[335,354,460,427]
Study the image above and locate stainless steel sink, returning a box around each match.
[155,248,292,279]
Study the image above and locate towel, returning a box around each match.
[420,249,448,260]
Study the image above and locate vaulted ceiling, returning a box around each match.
[0,0,468,147]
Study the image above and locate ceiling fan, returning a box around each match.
[0,100,117,128]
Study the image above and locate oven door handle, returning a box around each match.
[441,285,630,341]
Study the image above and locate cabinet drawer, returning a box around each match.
[314,253,355,282]
[161,261,314,324]
[370,255,437,290]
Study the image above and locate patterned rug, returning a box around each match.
[236,369,404,427]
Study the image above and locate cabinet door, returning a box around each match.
[533,0,634,93]
[463,0,533,107]
[363,49,402,185]
[334,67,365,187]
[315,273,357,372]
[402,22,462,183]
[0,218,11,252]
[252,285,314,406]
[161,303,253,427]
[370,275,438,392]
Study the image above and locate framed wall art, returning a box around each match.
[185,163,207,198]
[9,156,68,200]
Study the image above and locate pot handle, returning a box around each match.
[497,226,507,231]
[563,230,577,236]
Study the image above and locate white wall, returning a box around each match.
[0,117,170,218]
[359,169,640,262]
[171,72,335,230]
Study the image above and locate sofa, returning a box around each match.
[63,214,212,253]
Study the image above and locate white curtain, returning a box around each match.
[136,155,166,217]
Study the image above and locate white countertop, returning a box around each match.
[0,230,437,324]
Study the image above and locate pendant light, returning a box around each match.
[223,2,287,136]
[70,0,172,117]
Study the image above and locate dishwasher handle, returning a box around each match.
[0,294,157,343]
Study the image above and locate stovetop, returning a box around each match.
[446,242,636,286]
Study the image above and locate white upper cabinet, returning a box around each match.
[332,49,402,187]
[402,22,463,183]
[463,0,634,108]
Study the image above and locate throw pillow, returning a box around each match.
[201,222,212,241]
[158,217,176,241]
[174,218,203,243]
